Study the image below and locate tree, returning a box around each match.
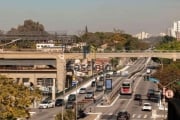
[110,58,119,70]
[7,19,48,34]
[152,62,180,92]
[55,109,75,120]
[0,75,42,119]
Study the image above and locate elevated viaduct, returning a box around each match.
[0,50,180,94]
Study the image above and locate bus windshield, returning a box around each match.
[122,82,130,87]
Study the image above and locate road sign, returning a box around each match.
[165,89,174,98]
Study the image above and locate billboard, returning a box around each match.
[105,79,112,91]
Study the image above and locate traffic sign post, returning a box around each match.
[165,89,174,98]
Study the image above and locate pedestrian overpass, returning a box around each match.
[0,50,179,96]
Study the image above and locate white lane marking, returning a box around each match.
[132,114,136,118]
[108,113,113,115]
[144,114,148,118]
[137,114,141,118]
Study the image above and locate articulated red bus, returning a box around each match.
[120,79,134,95]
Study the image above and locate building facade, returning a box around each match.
[168,21,180,40]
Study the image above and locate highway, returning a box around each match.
[29,58,164,120]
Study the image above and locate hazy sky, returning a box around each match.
[0,0,180,35]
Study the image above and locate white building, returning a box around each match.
[168,21,180,40]
[134,31,151,40]
[159,32,166,37]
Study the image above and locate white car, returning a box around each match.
[146,69,151,74]
[79,88,86,94]
[39,100,55,109]
[142,103,152,111]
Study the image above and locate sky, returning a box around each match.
[0,0,180,35]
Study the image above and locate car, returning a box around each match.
[55,99,64,107]
[39,100,55,109]
[99,76,104,81]
[77,109,87,119]
[142,103,152,111]
[68,94,76,101]
[146,68,151,74]
[85,91,94,99]
[65,101,75,109]
[117,110,130,120]
[106,74,110,78]
[147,89,155,99]
[79,88,86,94]
[91,81,96,87]
[96,85,103,92]
[134,94,142,100]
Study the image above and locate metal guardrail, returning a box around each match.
[1,49,180,53]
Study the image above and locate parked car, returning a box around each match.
[65,101,75,109]
[39,100,55,109]
[79,88,86,94]
[142,103,152,111]
[68,94,76,101]
[117,110,130,120]
[85,91,94,99]
[55,99,64,107]
[134,94,142,100]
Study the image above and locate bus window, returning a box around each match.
[120,80,133,95]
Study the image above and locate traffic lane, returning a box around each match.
[30,106,63,120]
[81,58,148,119]
[96,98,129,120]
[127,75,158,119]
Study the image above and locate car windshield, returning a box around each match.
[80,88,86,90]
[118,111,127,115]
[144,103,150,106]
[67,101,73,104]
[148,89,154,92]
[87,92,93,94]
[41,101,48,104]
[56,99,63,102]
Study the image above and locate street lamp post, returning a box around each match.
[60,44,65,120]
[75,83,78,120]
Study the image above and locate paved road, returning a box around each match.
[30,58,166,120]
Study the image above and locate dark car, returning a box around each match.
[106,74,110,78]
[134,94,142,100]
[99,76,104,81]
[91,81,96,87]
[68,94,76,101]
[147,89,155,99]
[65,101,75,109]
[77,109,87,119]
[55,99,64,107]
[117,111,130,120]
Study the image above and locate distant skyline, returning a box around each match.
[0,0,180,35]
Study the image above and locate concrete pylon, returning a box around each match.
[56,55,66,93]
